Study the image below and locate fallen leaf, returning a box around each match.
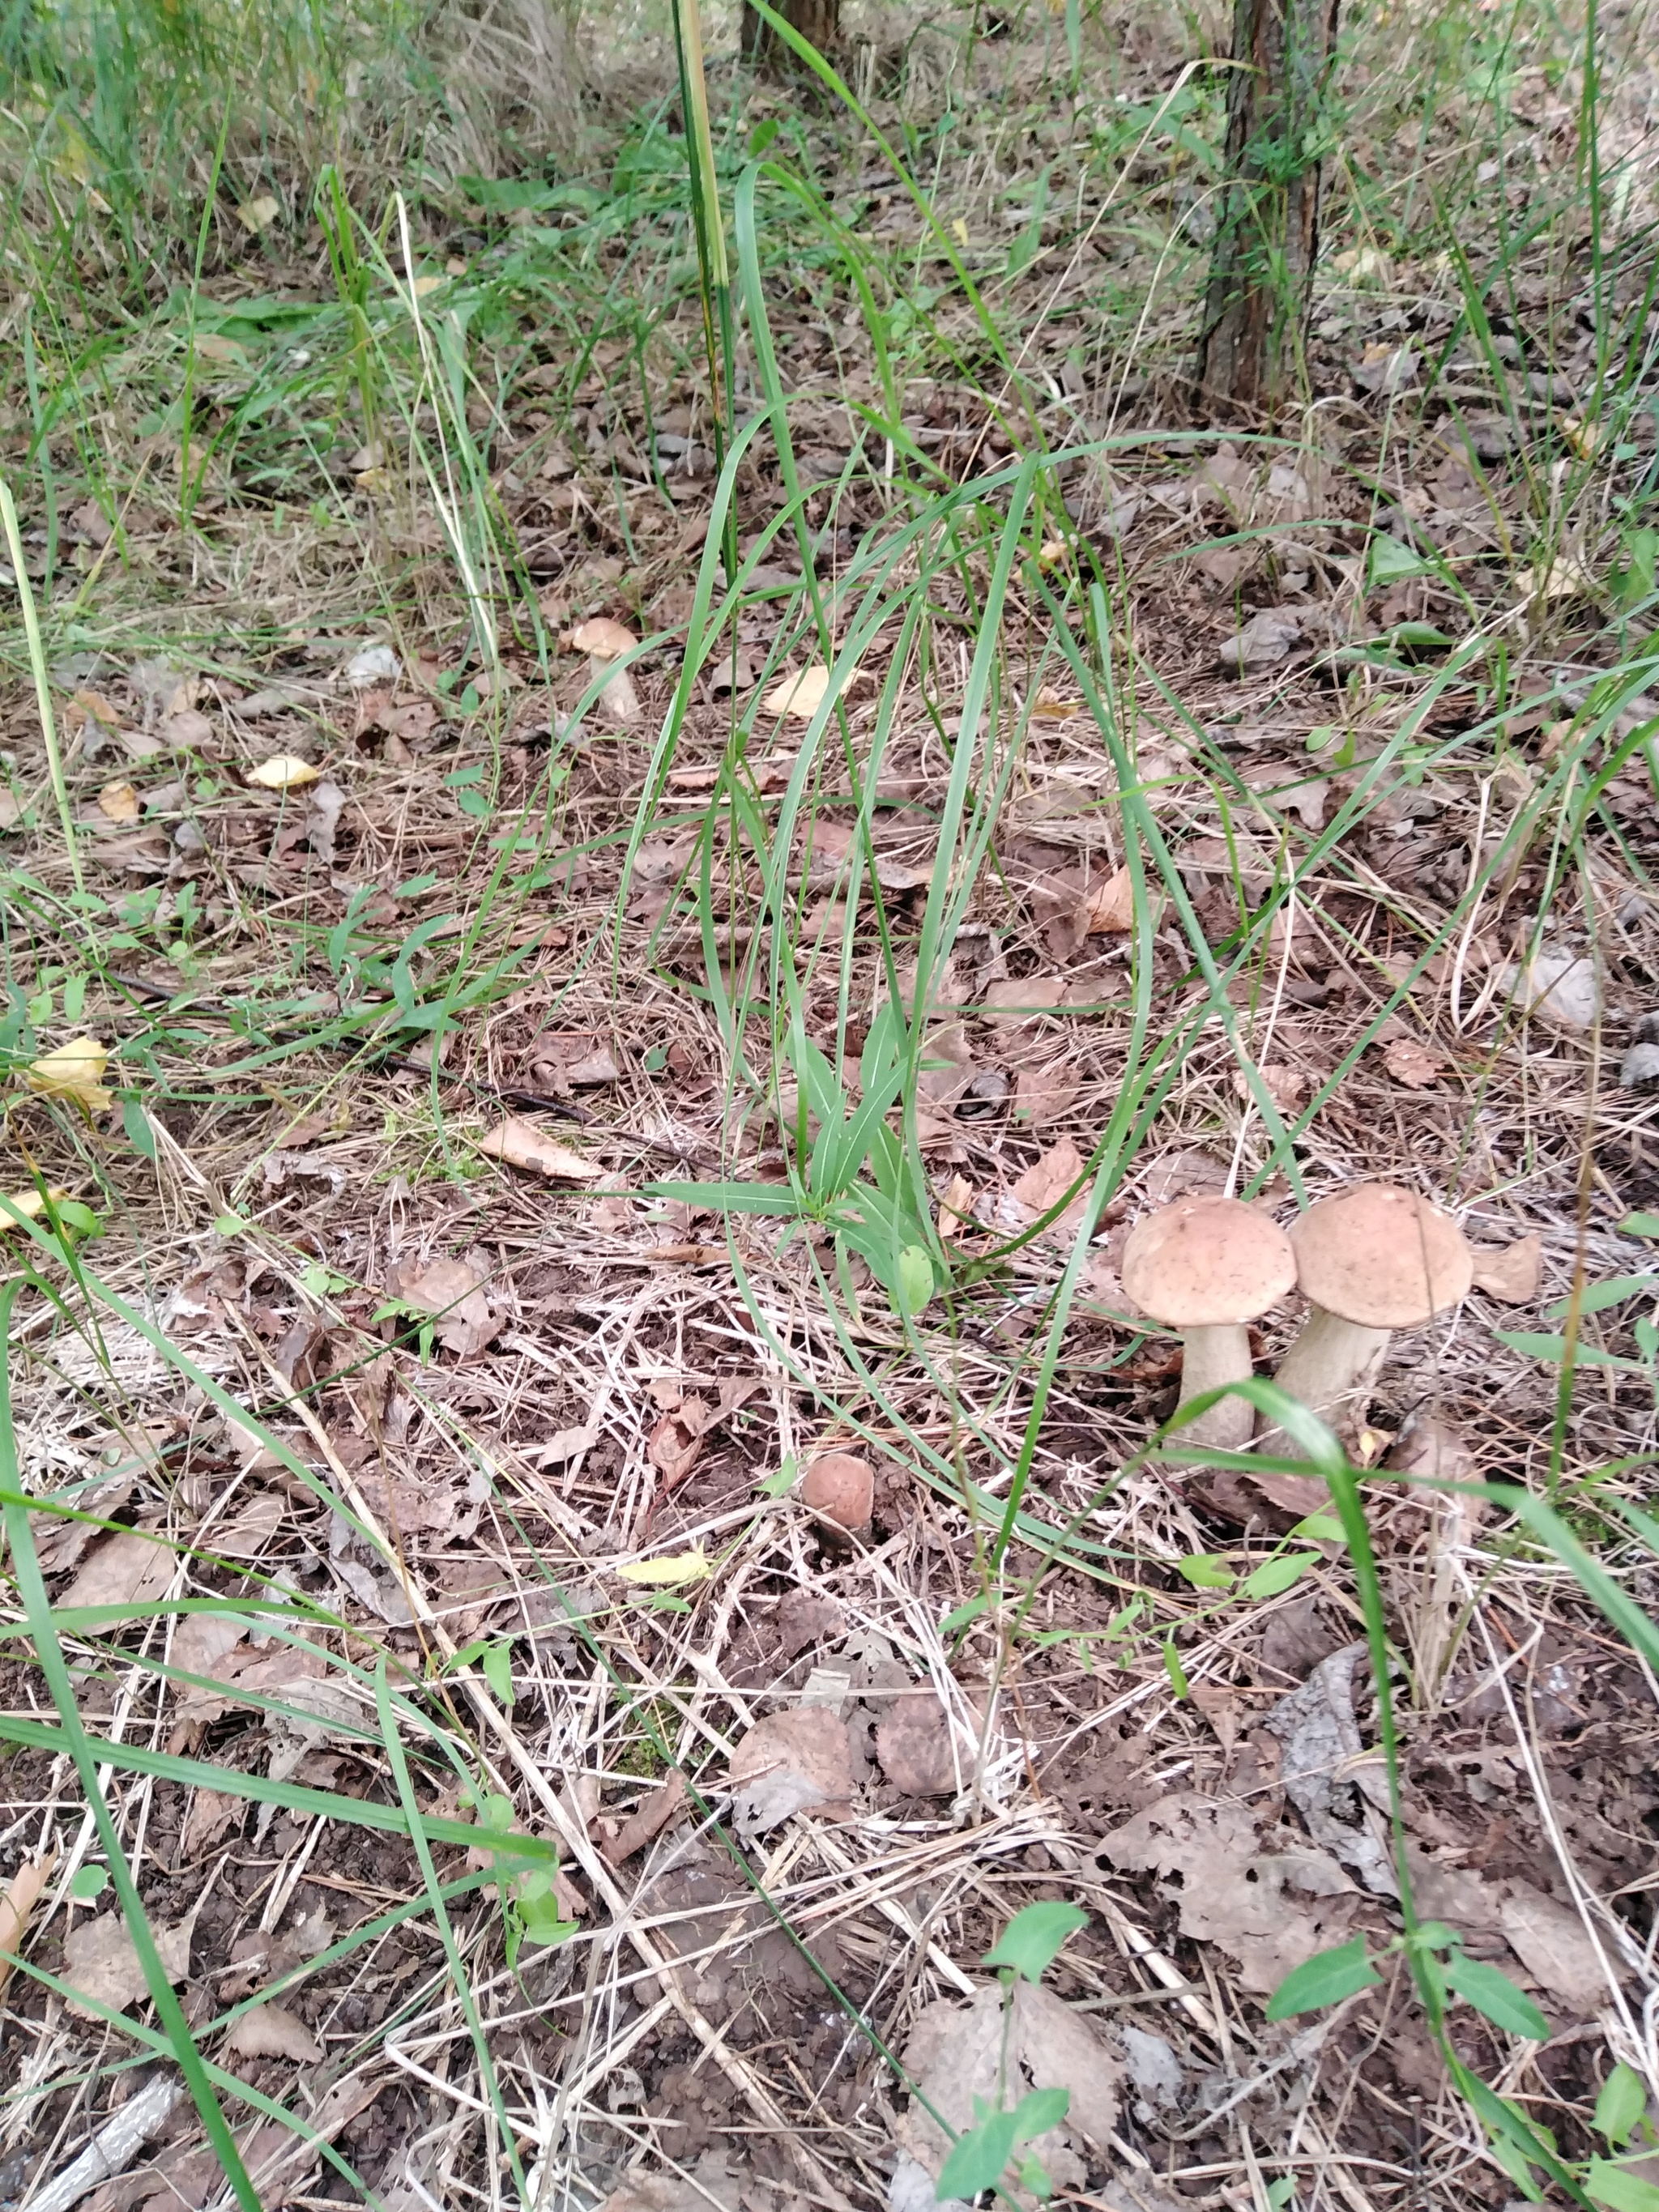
[535,1426,597,1464]
[1354,342,1419,394]
[1520,557,1594,603]
[1013,1059,1082,1126]
[62,1528,173,1612]
[937,1173,976,1239]
[727,1708,851,1837]
[98,779,140,824]
[388,1255,497,1358]
[161,706,215,751]
[476,1115,603,1181]
[1218,607,1302,671]
[171,1611,249,1718]
[245,755,321,791]
[1500,1884,1606,2016]
[1469,1234,1543,1303]
[983,975,1067,1024]
[237,194,282,233]
[225,2001,323,2062]
[193,332,246,366]
[1263,1646,1396,1894]
[62,1912,192,2021]
[1191,1682,1246,1753]
[182,1788,243,1856]
[0,1854,54,2001]
[603,1770,689,1862]
[0,1183,72,1226]
[1100,1792,1358,1994]
[21,1036,112,1113]
[1383,1036,1442,1089]
[1085,863,1136,932]
[594,2159,745,2212]
[877,1690,973,1796]
[646,1407,702,1493]
[616,1548,710,1588]
[762,664,831,719]
[1010,1134,1086,1221]
[898,1980,1121,2193]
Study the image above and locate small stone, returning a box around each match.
[343,642,400,688]
[1636,1009,1659,1046]
[800,1451,874,1532]
[1622,1042,1659,1093]
[1499,950,1602,1031]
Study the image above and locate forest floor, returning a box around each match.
[0,5,1657,2212]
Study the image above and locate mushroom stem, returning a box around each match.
[1173,1323,1257,1451]
[1258,1306,1392,1447]
[592,658,640,723]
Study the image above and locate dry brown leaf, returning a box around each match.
[98,779,140,824]
[1085,863,1136,932]
[877,1690,972,1796]
[245,755,320,791]
[0,1183,72,1227]
[171,1611,249,1718]
[762,664,831,719]
[181,1787,243,1857]
[225,2001,323,2062]
[1009,1134,1087,1224]
[898,1981,1121,2193]
[388,1254,497,1357]
[1013,1059,1082,1126]
[476,1115,603,1181]
[1235,1062,1308,1115]
[21,1036,112,1113]
[727,1708,851,1837]
[0,1853,55,2001]
[1469,1234,1543,1304]
[646,1408,702,1492]
[936,1172,976,1239]
[1100,1792,1358,1994]
[62,1912,192,2021]
[1500,1885,1607,2016]
[62,1528,173,1612]
[603,1769,689,1863]
[1383,1036,1442,1089]
[237,194,281,233]
[983,975,1066,1023]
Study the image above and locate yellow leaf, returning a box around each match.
[237,194,281,234]
[98,779,140,824]
[763,664,832,720]
[412,274,446,297]
[22,1038,111,1114]
[245,755,320,791]
[950,216,970,247]
[0,1186,72,1226]
[1559,415,1601,459]
[0,1853,55,2002]
[1520,558,1593,602]
[616,1549,711,1588]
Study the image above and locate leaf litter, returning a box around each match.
[4,9,1659,2207]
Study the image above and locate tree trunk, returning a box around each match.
[1193,0,1340,416]
[742,0,840,67]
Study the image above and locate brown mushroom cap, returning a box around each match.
[1121,1196,1297,1328]
[569,616,636,659]
[1289,1183,1473,1328]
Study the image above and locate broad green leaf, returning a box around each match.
[936,2109,1019,2200]
[1543,1275,1657,1319]
[1265,1937,1380,2020]
[1495,1329,1642,1372]
[479,1641,514,1707]
[1596,2065,1650,2148]
[1162,1636,1190,1698]
[897,1243,935,1315]
[1588,2162,1659,2212]
[983,1900,1087,1982]
[1011,2085,1071,2142]
[68,1864,108,1899]
[940,1592,992,1635]
[1290,1511,1345,1542]
[1444,1950,1548,2039]
[1177,1552,1235,1590]
[1241,1552,1318,1600]
[1622,1212,1659,1240]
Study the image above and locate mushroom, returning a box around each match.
[569,616,640,723]
[1262,1183,1473,1443]
[1120,1196,1297,1453]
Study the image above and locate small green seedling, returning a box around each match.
[932,1903,1088,2202]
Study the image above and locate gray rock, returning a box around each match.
[1636,1009,1659,1046]
[1498,949,1603,1031]
[1622,1042,1659,1093]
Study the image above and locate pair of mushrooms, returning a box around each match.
[1120,1183,1473,1455]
